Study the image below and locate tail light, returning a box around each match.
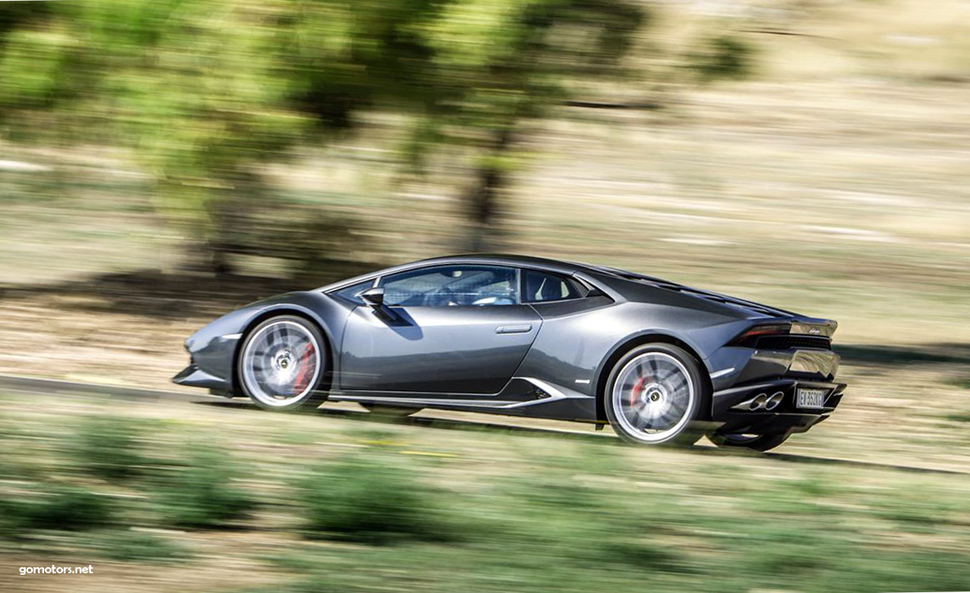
[730,322,791,346]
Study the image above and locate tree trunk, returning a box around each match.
[208,240,234,277]
[463,125,516,253]
[176,238,233,277]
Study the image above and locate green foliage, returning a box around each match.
[156,446,255,529]
[0,485,113,535]
[415,0,647,151]
[0,27,70,110]
[257,456,970,593]
[96,529,189,563]
[494,475,688,574]
[73,415,145,482]
[690,34,753,83]
[300,453,453,545]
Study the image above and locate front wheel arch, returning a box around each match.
[595,334,712,424]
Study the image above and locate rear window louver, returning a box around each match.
[594,267,787,318]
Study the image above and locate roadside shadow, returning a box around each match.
[835,343,970,367]
[190,399,612,441]
[189,400,966,475]
[691,446,966,476]
[762,451,966,475]
[0,259,387,321]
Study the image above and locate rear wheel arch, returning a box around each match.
[233,307,335,395]
[594,333,712,423]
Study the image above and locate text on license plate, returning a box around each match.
[796,388,828,410]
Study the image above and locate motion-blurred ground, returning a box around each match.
[1,388,969,593]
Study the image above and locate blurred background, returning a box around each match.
[1,0,969,591]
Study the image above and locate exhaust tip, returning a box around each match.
[765,391,784,411]
[749,393,768,411]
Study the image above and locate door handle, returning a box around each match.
[495,324,532,334]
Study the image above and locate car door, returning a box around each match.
[339,265,541,394]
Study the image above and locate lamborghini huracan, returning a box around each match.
[174,255,845,451]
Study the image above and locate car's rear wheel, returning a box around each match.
[707,431,791,452]
[605,343,707,446]
[239,315,328,411]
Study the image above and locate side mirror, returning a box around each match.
[359,287,385,308]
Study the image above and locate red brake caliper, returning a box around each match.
[630,377,646,406]
[292,342,316,394]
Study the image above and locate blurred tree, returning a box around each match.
[1,0,452,272]
[400,6,753,251]
[0,0,751,268]
[0,1,285,271]
[1,0,647,264]
[409,0,646,250]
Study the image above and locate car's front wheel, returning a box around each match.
[605,343,707,446]
[238,315,328,411]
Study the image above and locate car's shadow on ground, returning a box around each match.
[192,400,965,476]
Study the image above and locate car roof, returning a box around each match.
[319,254,603,292]
[409,254,593,274]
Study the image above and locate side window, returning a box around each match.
[333,280,375,305]
[523,269,582,303]
[381,266,518,307]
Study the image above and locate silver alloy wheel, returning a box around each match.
[611,351,696,443]
[241,320,321,407]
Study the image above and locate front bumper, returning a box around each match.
[711,378,846,435]
[171,329,243,396]
[172,363,231,393]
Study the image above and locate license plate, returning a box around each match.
[796,388,828,410]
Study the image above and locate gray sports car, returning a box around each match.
[174,254,845,450]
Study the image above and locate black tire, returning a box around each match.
[708,431,792,452]
[604,343,709,447]
[237,315,329,412]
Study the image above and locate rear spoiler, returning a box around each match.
[790,319,838,338]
